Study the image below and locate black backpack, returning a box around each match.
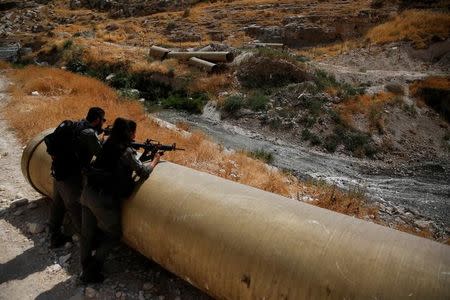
[44,120,86,180]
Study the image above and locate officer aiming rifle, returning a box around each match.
[133,139,185,162]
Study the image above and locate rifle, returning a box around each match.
[132,139,185,162]
[100,125,112,136]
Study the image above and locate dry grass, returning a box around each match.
[297,40,362,60]
[0,61,11,69]
[366,10,450,49]
[187,74,231,94]
[3,65,440,241]
[338,92,395,131]
[410,76,450,97]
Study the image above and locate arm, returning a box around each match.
[121,148,160,180]
[79,128,102,159]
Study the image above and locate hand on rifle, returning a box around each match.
[149,152,161,169]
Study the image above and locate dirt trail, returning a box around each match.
[0,74,210,300]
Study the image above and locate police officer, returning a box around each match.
[80,117,160,283]
[48,107,106,248]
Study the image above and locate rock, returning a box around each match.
[48,264,62,272]
[59,253,71,265]
[384,83,405,95]
[414,220,432,230]
[106,73,115,81]
[13,208,25,216]
[143,282,153,290]
[27,222,45,234]
[27,202,38,209]
[105,23,119,31]
[138,291,145,300]
[10,198,29,208]
[85,287,97,298]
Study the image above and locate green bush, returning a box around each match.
[161,93,208,114]
[248,149,274,164]
[247,92,269,111]
[221,95,245,114]
[324,134,340,152]
[302,129,321,145]
[314,70,363,99]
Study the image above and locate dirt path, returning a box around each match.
[0,73,210,300]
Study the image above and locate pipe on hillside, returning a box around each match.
[149,45,171,60]
[188,57,218,73]
[253,43,285,49]
[166,51,234,63]
[22,130,450,300]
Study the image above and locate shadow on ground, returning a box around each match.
[0,197,211,299]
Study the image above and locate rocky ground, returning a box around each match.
[0,75,211,299]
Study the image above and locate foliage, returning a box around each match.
[161,93,208,114]
[314,70,363,99]
[246,92,269,111]
[248,149,274,164]
[221,95,245,115]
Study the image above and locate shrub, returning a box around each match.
[314,70,362,99]
[248,149,274,164]
[221,95,245,115]
[161,93,208,114]
[247,92,269,111]
[324,134,339,152]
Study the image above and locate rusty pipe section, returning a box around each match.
[149,45,171,60]
[188,57,218,72]
[22,131,450,300]
[149,46,234,63]
[167,51,234,63]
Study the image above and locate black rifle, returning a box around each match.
[100,125,112,136]
[132,139,185,162]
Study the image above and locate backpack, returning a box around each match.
[44,120,87,180]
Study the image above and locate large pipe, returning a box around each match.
[149,45,171,60]
[166,51,234,63]
[22,130,450,299]
[188,57,218,73]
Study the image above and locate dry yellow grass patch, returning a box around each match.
[410,76,450,96]
[298,40,361,60]
[0,61,11,69]
[366,9,450,48]
[338,92,395,131]
[187,74,231,94]
[4,66,439,241]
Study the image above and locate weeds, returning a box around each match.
[302,129,322,146]
[247,92,269,111]
[161,93,208,114]
[248,149,274,164]
[220,94,245,115]
[314,70,362,99]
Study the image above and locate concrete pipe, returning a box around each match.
[253,43,285,49]
[188,57,218,73]
[149,45,171,60]
[22,130,450,299]
[166,51,234,63]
